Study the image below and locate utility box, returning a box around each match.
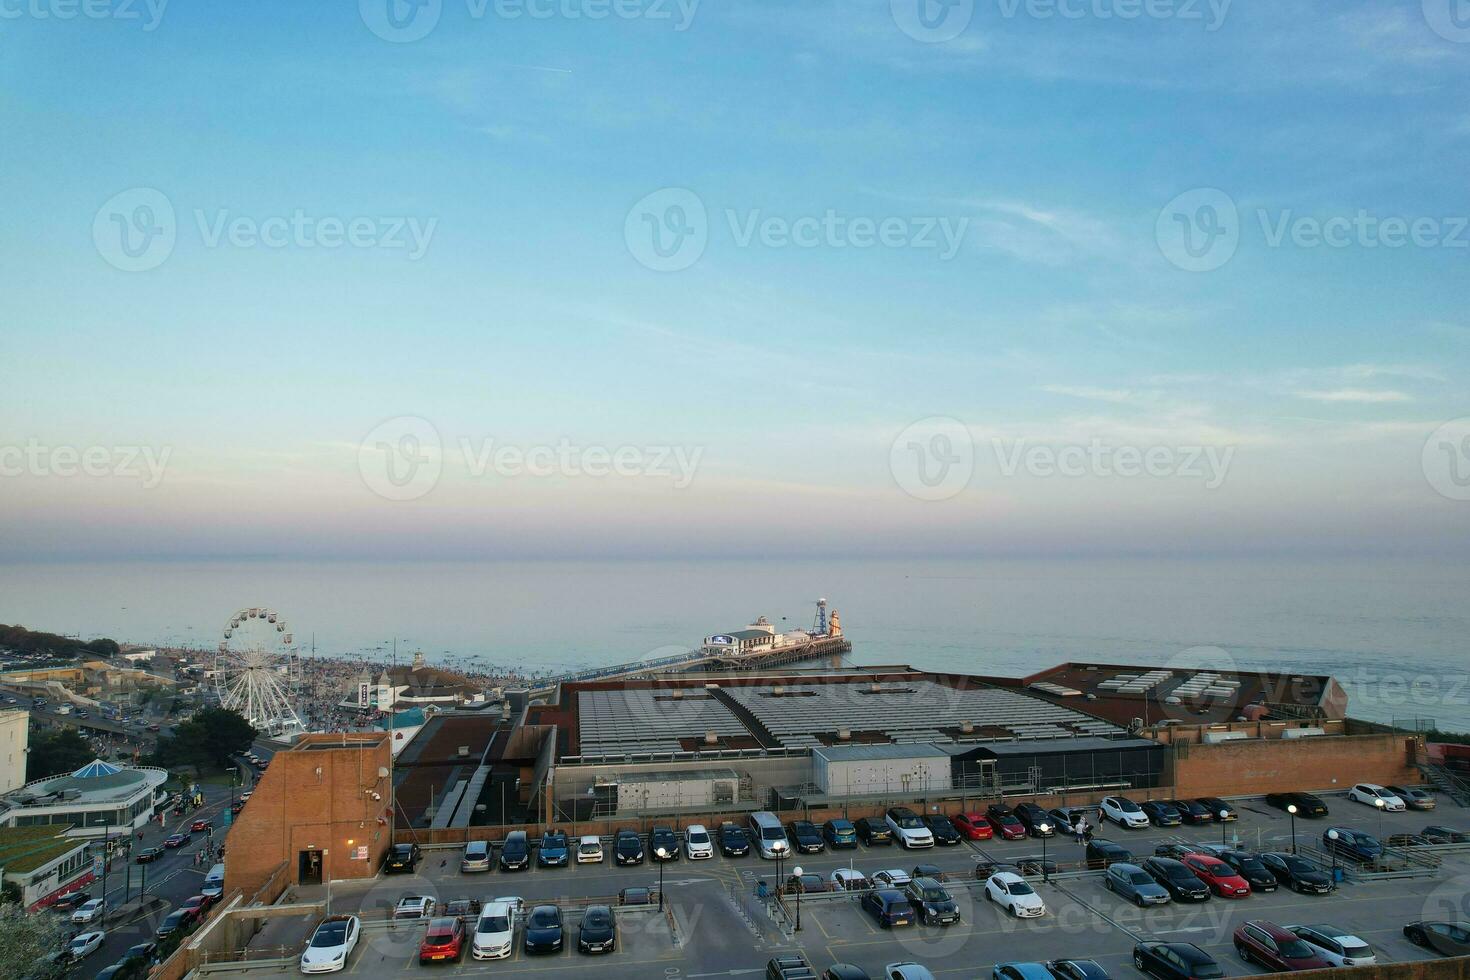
[812,744,952,797]
[615,768,740,812]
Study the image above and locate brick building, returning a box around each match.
[223,732,393,901]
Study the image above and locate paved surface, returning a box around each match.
[230,792,1470,979]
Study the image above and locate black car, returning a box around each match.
[1142,857,1211,902]
[924,814,962,846]
[860,889,915,928]
[822,966,872,980]
[1404,921,1470,957]
[538,830,570,867]
[523,905,565,955]
[718,823,750,857]
[51,891,92,912]
[156,909,192,940]
[787,820,825,854]
[1423,826,1470,844]
[903,877,960,925]
[1196,798,1238,822]
[122,942,158,967]
[854,816,893,846]
[1133,941,1224,980]
[1141,801,1183,827]
[1048,960,1111,980]
[1217,850,1277,892]
[650,825,679,862]
[1322,828,1383,863]
[1015,803,1056,837]
[614,829,645,865]
[500,831,531,871]
[1259,852,1334,894]
[822,819,858,849]
[1167,800,1214,825]
[135,846,165,864]
[577,905,616,955]
[383,842,421,874]
[1265,792,1330,818]
[1085,839,1133,870]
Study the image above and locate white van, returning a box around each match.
[202,863,225,897]
[747,811,790,860]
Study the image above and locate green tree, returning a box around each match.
[151,708,255,772]
[25,729,94,781]
[0,901,66,979]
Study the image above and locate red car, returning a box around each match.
[191,819,212,832]
[1183,854,1252,898]
[988,812,1028,841]
[180,895,209,917]
[419,916,465,964]
[1234,920,1333,972]
[953,812,995,841]
[163,833,190,848]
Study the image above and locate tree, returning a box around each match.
[0,902,66,979]
[150,708,255,772]
[26,729,94,781]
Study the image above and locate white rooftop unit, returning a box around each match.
[812,743,951,797]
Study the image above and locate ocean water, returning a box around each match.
[1,558,1466,731]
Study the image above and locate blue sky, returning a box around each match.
[1,0,1468,560]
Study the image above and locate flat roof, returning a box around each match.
[617,767,741,783]
[813,743,953,762]
[0,825,86,873]
[969,736,1161,756]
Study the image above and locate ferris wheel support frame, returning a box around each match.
[214,607,307,738]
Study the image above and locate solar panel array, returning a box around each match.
[1171,673,1241,700]
[1097,670,1172,694]
[720,681,1124,747]
[577,689,749,757]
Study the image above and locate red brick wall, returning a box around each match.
[1169,733,1420,798]
[224,734,394,899]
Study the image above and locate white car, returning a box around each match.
[577,835,604,864]
[1348,783,1406,812]
[884,807,935,849]
[1100,796,1151,830]
[830,868,870,891]
[685,824,715,860]
[1287,924,1376,967]
[471,901,515,960]
[984,871,1046,918]
[71,898,106,924]
[885,964,937,980]
[299,915,360,973]
[392,896,435,919]
[872,869,912,889]
[68,931,106,960]
[495,896,524,919]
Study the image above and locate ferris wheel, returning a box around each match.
[215,607,305,737]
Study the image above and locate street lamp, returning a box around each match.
[1287,804,1298,854]
[1038,823,1052,882]
[1374,798,1385,840]
[1220,810,1229,848]
[654,845,666,911]
[791,865,803,931]
[1326,829,1339,878]
[226,766,238,814]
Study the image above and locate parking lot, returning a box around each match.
[241,792,1470,979]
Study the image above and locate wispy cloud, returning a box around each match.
[1295,388,1413,404]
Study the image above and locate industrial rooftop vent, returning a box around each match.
[458,745,470,756]
[959,721,974,734]
[837,728,851,741]
[704,730,719,745]
[772,685,786,696]
[671,688,685,700]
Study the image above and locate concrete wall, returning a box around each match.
[0,708,28,794]
[1168,732,1420,797]
[224,733,394,899]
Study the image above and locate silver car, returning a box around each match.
[461,840,491,873]
[1104,862,1171,906]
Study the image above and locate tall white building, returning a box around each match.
[0,708,28,795]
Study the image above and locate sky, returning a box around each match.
[1,0,1468,560]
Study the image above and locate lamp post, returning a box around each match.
[1374,798,1385,841]
[655,846,666,911]
[1220,810,1229,848]
[226,766,238,814]
[1326,829,1339,878]
[1287,804,1298,854]
[1038,823,1051,883]
[791,865,803,932]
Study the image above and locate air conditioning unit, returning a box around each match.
[1282,727,1326,740]
[1202,731,1249,744]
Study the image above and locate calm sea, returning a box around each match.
[1,558,1466,731]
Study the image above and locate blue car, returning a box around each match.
[823,819,858,849]
[1323,828,1383,863]
[1104,862,1171,907]
[537,830,570,867]
[994,964,1056,980]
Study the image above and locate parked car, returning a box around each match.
[1085,839,1133,870]
[988,807,1029,841]
[1140,800,1183,827]
[1287,924,1377,966]
[855,816,894,846]
[1403,921,1470,957]
[299,915,361,974]
[1166,800,1214,825]
[135,846,165,864]
[1259,852,1335,894]
[67,931,107,961]
[1423,825,1470,844]
[499,831,531,871]
[418,917,466,964]
[51,890,91,912]
[1132,942,1224,980]
[985,871,1046,918]
[1322,827,1383,863]
[885,807,935,849]
[911,863,944,880]
[1104,862,1171,906]
[614,829,644,865]
[577,835,604,864]
[650,825,680,862]
[1234,920,1332,972]
[471,902,515,961]
[1100,796,1151,830]
[903,877,959,925]
[1217,850,1278,892]
[1347,783,1406,812]
[383,842,420,874]
[155,909,192,940]
[830,868,871,891]
[953,812,995,840]
[538,830,570,867]
[1386,786,1436,810]
[461,840,492,873]
[1182,854,1251,897]
[393,896,435,919]
[886,963,936,980]
[994,965,1053,980]
[719,823,751,857]
[1265,792,1330,817]
[786,872,827,894]
[1014,803,1056,837]
[861,889,916,928]
[1047,961,1110,980]
[523,905,565,954]
[1196,797,1237,821]
[872,869,912,889]
[787,820,825,854]
[71,898,106,924]
[823,819,858,849]
[1143,857,1211,902]
[685,824,715,860]
[578,905,617,955]
[923,814,962,845]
